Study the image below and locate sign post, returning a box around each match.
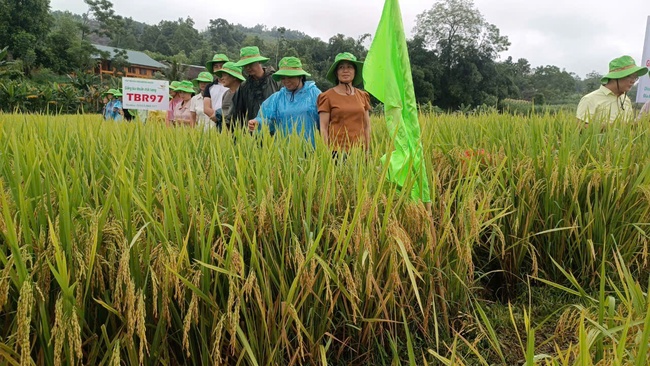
[637,16,650,104]
[122,77,169,111]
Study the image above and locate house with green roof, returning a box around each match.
[92,44,166,79]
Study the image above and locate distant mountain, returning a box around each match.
[232,24,309,42]
[51,10,310,50]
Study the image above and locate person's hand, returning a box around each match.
[248,119,258,132]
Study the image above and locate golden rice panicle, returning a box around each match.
[292,238,305,276]
[287,303,305,363]
[136,291,149,363]
[257,186,273,236]
[110,340,121,366]
[150,243,173,327]
[51,297,64,366]
[323,268,333,304]
[242,271,257,301]
[351,224,363,254]
[114,245,130,312]
[339,263,359,323]
[150,269,159,320]
[227,249,244,351]
[182,271,201,358]
[403,202,431,240]
[68,300,83,365]
[0,257,14,310]
[212,315,225,365]
[114,245,137,345]
[124,278,137,343]
[50,296,83,366]
[182,294,198,358]
[388,218,416,260]
[17,280,34,366]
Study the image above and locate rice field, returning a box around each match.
[0,112,648,365]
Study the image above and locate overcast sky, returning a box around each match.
[50,0,649,78]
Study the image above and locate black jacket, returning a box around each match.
[230,67,280,126]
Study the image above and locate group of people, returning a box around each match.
[166,53,246,131]
[103,50,650,146]
[101,89,124,121]
[577,55,650,125]
[103,46,372,152]
[101,88,143,122]
[168,46,372,151]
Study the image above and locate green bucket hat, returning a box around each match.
[174,80,196,94]
[103,88,118,97]
[169,80,182,91]
[193,71,213,87]
[601,55,649,84]
[206,53,230,72]
[113,89,123,97]
[272,57,311,81]
[234,46,270,67]
[326,52,364,86]
[215,62,246,81]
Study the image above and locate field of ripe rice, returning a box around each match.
[0,112,649,365]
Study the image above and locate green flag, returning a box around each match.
[363,0,431,203]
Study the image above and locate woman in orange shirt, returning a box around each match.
[317,52,371,153]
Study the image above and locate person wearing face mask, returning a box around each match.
[247,57,321,145]
[317,52,371,153]
[577,55,648,125]
[230,46,281,127]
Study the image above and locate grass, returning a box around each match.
[0,111,648,365]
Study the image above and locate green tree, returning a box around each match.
[414,0,509,58]
[0,47,24,80]
[580,71,603,94]
[327,34,369,60]
[495,56,535,100]
[0,0,53,72]
[44,12,95,74]
[407,36,439,104]
[412,0,511,109]
[84,0,128,47]
[529,65,577,104]
[207,18,246,52]
[282,36,331,90]
[161,52,189,81]
[108,49,129,76]
[169,17,201,56]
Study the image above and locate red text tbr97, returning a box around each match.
[126,93,165,103]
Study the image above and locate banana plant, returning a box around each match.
[0,81,30,112]
[0,46,24,80]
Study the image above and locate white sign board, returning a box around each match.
[637,16,650,104]
[122,77,169,111]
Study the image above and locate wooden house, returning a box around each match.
[92,44,166,79]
